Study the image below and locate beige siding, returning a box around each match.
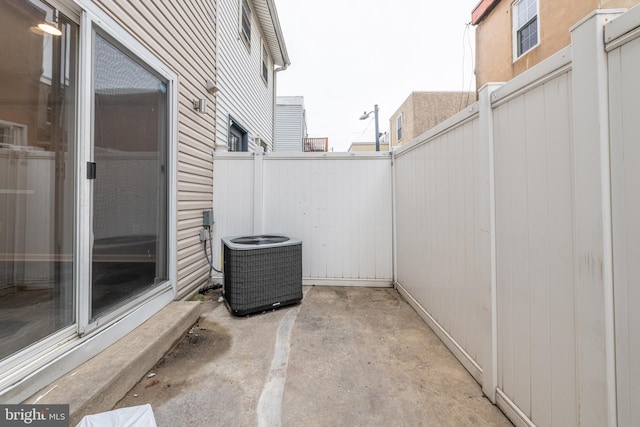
[94,0,217,296]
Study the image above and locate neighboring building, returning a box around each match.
[0,0,288,404]
[274,96,306,151]
[348,141,391,152]
[389,92,475,148]
[216,0,290,152]
[472,0,640,89]
[348,133,390,152]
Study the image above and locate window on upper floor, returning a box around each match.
[240,0,251,49]
[513,0,538,59]
[261,43,269,84]
[396,113,403,141]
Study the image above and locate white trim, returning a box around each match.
[492,46,572,107]
[249,151,392,160]
[604,7,640,51]
[395,281,483,384]
[303,278,392,288]
[0,326,76,391]
[0,286,174,403]
[495,388,536,427]
[43,0,81,21]
[76,9,92,334]
[394,103,479,158]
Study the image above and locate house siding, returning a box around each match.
[275,99,305,151]
[93,0,217,296]
[217,0,274,151]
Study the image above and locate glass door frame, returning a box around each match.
[76,0,178,336]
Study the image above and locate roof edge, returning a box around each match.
[255,0,289,67]
[471,0,500,25]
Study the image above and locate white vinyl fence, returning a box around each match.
[212,152,393,286]
[211,7,640,427]
[394,105,491,388]
[606,6,640,426]
[392,7,640,427]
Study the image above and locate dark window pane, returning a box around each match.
[518,17,538,56]
[91,33,168,319]
[241,0,251,44]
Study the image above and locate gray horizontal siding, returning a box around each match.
[275,105,303,151]
[216,0,274,151]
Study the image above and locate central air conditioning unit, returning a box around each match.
[222,235,302,316]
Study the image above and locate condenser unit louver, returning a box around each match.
[222,235,302,316]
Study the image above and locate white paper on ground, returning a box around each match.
[75,404,157,427]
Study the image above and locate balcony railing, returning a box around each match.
[303,137,328,152]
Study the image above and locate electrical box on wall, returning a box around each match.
[203,209,214,227]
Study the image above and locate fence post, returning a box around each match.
[253,147,264,234]
[478,82,502,403]
[570,10,623,427]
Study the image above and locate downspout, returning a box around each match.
[265,0,289,151]
[272,63,288,151]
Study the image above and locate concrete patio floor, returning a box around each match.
[115,286,511,426]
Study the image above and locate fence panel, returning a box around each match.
[211,153,255,271]
[212,152,393,285]
[606,6,640,424]
[492,68,576,427]
[394,107,491,383]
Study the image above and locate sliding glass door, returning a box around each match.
[0,0,77,361]
[89,31,169,320]
[0,0,175,371]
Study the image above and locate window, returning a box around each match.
[513,0,538,58]
[240,0,251,48]
[91,31,170,320]
[261,44,269,84]
[228,117,248,151]
[397,113,403,141]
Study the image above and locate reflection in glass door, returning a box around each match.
[0,0,77,361]
[91,32,168,320]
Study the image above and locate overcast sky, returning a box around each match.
[274,0,479,152]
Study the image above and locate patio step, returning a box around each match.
[25,300,201,426]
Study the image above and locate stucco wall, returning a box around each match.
[389,92,475,148]
[474,0,640,89]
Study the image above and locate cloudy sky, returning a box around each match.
[274,0,479,152]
